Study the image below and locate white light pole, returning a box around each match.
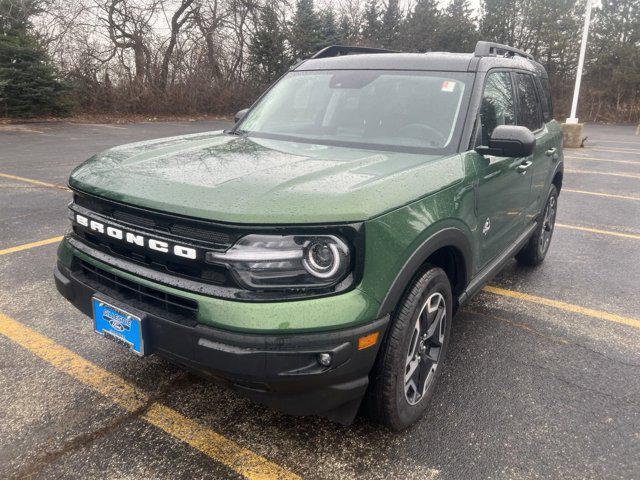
[566,0,594,124]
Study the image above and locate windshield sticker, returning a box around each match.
[441,81,456,92]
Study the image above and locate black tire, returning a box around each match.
[516,185,558,267]
[365,266,452,431]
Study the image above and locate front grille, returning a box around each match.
[71,191,240,288]
[112,210,158,230]
[73,192,239,249]
[170,223,233,245]
[72,227,229,286]
[76,259,198,326]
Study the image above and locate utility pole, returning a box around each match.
[566,0,593,124]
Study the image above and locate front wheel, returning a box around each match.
[516,185,558,267]
[365,266,452,431]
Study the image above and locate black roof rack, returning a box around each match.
[474,41,534,60]
[311,45,397,59]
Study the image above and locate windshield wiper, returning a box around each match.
[224,128,247,136]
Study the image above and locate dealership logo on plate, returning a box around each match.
[103,309,132,332]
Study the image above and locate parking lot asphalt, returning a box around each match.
[0,121,638,479]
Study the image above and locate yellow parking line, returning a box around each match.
[587,146,640,155]
[0,312,300,480]
[565,155,639,165]
[483,286,640,330]
[563,189,640,201]
[564,169,640,180]
[592,139,640,146]
[0,172,69,191]
[556,223,640,240]
[0,236,64,256]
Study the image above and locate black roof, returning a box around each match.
[294,44,547,77]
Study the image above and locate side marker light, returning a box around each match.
[358,332,380,350]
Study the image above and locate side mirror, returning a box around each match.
[234,108,249,124]
[476,125,536,157]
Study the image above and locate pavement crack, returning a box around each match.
[571,341,640,368]
[503,353,640,409]
[11,371,193,480]
[468,308,640,368]
[465,308,569,345]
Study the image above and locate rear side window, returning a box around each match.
[515,73,542,131]
[480,72,515,145]
[536,76,553,122]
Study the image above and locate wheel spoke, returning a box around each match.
[424,345,440,363]
[405,355,420,380]
[427,293,443,314]
[425,307,445,343]
[405,318,421,365]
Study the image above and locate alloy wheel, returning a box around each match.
[539,194,557,256]
[404,292,446,406]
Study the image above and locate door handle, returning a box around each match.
[517,160,532,174]
[545,148,559,161]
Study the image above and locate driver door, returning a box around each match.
[475,71,533,268]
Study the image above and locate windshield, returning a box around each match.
[238,70,472,153]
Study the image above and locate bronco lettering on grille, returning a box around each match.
[75,213,197,260]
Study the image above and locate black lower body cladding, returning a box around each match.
[54,261,389,424]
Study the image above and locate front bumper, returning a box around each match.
[54,260,389,424]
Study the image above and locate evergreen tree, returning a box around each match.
[480,0,519,46]
[320,9,339,48]
[362,0,382,44]
[380,0,402,48]
[289,0,323,59]
[0,0,70,117]
[402,0,441,52]
[439,0,478,52]
[248,5,289,84]
[586,0,640,119]
[337,14,353,44]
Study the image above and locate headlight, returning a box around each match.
[205,234,351,290]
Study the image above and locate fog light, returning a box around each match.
[317,353,332,367]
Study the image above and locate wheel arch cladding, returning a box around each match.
[377,228,473,317]
[552,168,563,192]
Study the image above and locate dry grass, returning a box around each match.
[0,113,232,125]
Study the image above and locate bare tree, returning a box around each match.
[104,0,157,86]
[16,0,640,122]
[192,0,229,82]
[158,0,194,90]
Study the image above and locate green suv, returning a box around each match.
[55,42,563,430]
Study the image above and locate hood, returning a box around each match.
[69,131,464,224]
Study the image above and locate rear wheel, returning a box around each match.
[516,185,558,266]
[365,266,452,431]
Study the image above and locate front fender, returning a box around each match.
[376,226,473,317]
[359,180,477,318]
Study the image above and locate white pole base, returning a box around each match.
[565,117,580,124]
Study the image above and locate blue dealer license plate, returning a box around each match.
[92,298,147,355]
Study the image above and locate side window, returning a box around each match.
[536,76,554,122]
[515,73,543,131]
[480,72,515,145]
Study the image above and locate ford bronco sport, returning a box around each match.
[55,42,563,430]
